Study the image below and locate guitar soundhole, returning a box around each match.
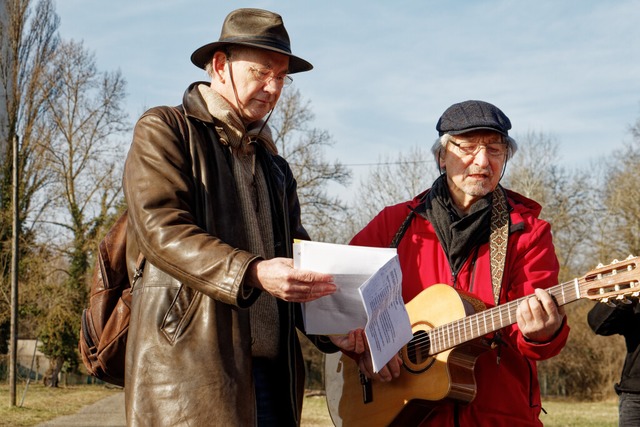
[403,330,434,373]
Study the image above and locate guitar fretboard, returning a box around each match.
[427,278,583,355]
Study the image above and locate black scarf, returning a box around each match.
[418,174,493,275]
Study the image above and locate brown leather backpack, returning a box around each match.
[79,211,145,387]
[79,106,188,386]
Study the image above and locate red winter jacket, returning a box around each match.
[350,188,570,427]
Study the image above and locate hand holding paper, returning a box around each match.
[293,240,413,372]
[245,257,336,302]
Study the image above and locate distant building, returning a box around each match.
[17,339,50,380]
[16,339,97,385]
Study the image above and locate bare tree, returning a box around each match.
[556,114,640,401]
[349,145,437,237]
[270,89,351,242]
[35,39,129,385]
[41,39,128,250]
[0,0,59,356]
[503,131,593,279]
[503,131,632,400]
[600,137,640,258]
[538,299,625,400]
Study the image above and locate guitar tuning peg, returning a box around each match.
[616,295,633,305]
[627,254,635,260]
[596,263,604,268]
[611,259,620,265]
[632,291,640,298]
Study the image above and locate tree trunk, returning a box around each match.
[43,356,64,387]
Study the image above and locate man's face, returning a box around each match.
[221,48,290,124]
[439,130,507,212]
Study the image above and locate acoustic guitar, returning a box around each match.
[325,256,640,426]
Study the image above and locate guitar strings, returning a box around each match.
[404,277,589,355]
[404,260,636,357]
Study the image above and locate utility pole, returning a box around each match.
[10,134,19,406]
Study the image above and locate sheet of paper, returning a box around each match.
[294,240,412,371]
[294,241,397,335]
[358,256,413,372]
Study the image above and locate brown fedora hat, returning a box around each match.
[190,8,313,74]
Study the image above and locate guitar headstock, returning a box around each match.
[581,255,640,305]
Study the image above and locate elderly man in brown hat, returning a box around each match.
[342,100,569,426]
[122,8,359,426]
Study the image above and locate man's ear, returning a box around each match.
[438,151,446,169]
[211,51,228,83]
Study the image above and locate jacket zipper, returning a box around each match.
[450,246,480,291]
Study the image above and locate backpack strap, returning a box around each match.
[130,106,187,292]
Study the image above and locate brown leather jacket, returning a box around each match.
[123,82,336,426]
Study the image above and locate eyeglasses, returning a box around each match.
[248,66,293,88]
[449,140,508,158]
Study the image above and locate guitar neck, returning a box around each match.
[428,279,581,355]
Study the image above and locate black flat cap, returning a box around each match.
[436,100,511,136]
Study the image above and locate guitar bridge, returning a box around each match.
[359,371,373,404]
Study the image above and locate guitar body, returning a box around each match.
[325,284,490,427]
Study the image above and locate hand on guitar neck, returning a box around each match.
[516,287,566,343]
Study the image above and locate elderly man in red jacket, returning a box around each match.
[349,100,569,426]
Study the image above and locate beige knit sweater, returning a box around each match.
[198,84,280,359]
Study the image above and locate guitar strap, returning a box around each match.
[489,186,509,305]
[389,190,429,249]
[389,210,416,249]
[391,186,509,305]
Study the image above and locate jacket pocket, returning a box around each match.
[160,283,201,343]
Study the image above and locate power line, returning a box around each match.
[289,160,431,168]
[343,160,430,167]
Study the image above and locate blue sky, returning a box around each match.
[56,0,640,193]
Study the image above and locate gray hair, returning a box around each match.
[431,133,518,168]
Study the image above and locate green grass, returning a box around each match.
[1,383,619,426]
[540,398,619,427]
[0,382,120,427]
[301,394,334,426]
[302,395,619,427]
